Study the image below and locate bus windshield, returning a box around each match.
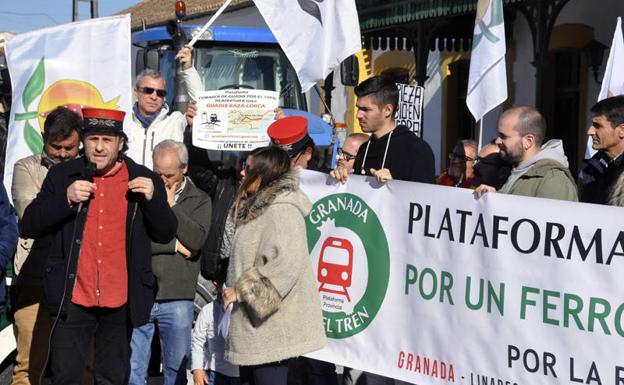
[194,45,303,110]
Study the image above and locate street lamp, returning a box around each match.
[584,39,608,84]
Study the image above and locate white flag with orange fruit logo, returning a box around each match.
[3,15,132,197]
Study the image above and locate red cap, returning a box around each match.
[267,116,308,145]
[82,108,125,122]
[81,108,125,135]
[267,116,313,157]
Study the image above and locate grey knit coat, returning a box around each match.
[225,171,325,366]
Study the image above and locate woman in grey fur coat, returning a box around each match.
[222,147,325,385]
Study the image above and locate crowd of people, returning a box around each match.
[0,45,623,385]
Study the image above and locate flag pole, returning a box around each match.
[187,0,234,47]
[585,16,624,160]
[476,119,484,152]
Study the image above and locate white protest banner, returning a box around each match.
[300,170,624,385]
[395,83,424,136]
[3,15,132,197]
[192,89,278,151]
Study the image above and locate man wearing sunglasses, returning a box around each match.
[129,45,202,170]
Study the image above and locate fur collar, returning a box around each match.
[235,170,299,225]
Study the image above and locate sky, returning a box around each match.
[0,0,139,34]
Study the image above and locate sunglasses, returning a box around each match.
[338,148,357,162]
[138,87,167,98]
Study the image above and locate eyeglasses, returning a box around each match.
[448,153,478,162]
[337,148,357,162]
[138,87,167,98]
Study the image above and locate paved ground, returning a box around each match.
[147,368,344,385]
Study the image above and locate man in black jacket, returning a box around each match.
[21,108,177,385]
[331,76,435,184]
[581,95,624,205]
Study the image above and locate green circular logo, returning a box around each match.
[306,193,390,339]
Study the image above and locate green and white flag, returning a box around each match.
[466,0,507,122]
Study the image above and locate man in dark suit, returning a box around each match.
[21,107,177,385]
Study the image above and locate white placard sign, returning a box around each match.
[395,83,424,136]
[192,89,279,151]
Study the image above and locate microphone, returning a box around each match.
[82,161,97,181]
[77,161,97,212]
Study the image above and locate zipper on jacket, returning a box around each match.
[141,128,149,165]
[125,202,138,315]
[128,202,138,256]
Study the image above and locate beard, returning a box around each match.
[500,141,524,166]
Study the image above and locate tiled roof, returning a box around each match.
[117,0,253,30]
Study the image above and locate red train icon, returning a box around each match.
[317,237,354,301]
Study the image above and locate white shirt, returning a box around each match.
[174,177,187,202]
[191,301,239,377]
[128,67,202,169]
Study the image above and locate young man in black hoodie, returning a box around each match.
[330,76,435,385]
[331,76,435,184]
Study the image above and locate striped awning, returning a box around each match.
[356,0,524,31]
